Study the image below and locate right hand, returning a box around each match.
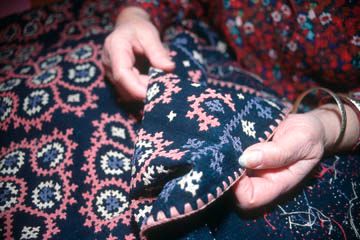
[102,7,175,101]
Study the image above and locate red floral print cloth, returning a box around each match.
[125,0,360,149]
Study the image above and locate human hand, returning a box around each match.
[233,103,359,209]
[233,113,326,209]
[102,7,175,101]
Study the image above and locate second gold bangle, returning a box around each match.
[291,87,347,148]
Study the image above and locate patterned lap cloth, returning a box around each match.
[0,1,359,239]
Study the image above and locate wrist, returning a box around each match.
[117,7,150,25]
[307,105,339,151]
[308,104,359,152]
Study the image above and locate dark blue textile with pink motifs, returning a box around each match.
[0,1,359,240]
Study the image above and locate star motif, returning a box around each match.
[167,111,177,122]
[241,120,256,138]
[67,93,80,103]
[191,83,201,87]
[182,60,190,67]
[135,205,153,222]
[237,93,245,100]
[111,126,126,139]
[156,165,169,173]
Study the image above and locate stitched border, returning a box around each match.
[139,98,293,239]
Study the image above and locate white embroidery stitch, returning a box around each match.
[241,120,256,138]
[178,170,203,196]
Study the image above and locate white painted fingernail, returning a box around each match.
[238,150,263,168]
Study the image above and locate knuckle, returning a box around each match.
[239,196,257,210]
[104,34,113,48]
[100,50,109,64]
[278,151,291,166]
[105,71,115,83]
[112,70,123,83]
[298,129,314,141]
[128,90,145,101]
[234,180,258,210]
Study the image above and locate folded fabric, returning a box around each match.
[1,3,359,239]
[129,24,292,239]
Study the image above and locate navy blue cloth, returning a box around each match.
[0,1,359,240]
[131,26,290,238]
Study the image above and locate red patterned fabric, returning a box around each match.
[125,0,359,98]
[124,0,360,149]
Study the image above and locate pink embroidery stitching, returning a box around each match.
[144,73,182,112]
[186,88,235,131]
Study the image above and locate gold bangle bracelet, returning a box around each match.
[338,93,360,150]
[291,87,347,148]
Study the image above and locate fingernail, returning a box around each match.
[238,150,263,168]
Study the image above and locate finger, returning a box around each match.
[238,133,314,169]
[101,46,111,67]
[110,39,146,100]
[234,156,318,209]
[138,74,150,87]
[132,67,148,88]
[138,30,175,71]
[108,63,146,101]
[116,68,147,100]
[103,65,136,100]
[234,174,283,209]
[132,38,145,55]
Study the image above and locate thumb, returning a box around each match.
[139,31,175,71]
[238,139,305,169]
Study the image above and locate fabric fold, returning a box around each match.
[128,21,292,239]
